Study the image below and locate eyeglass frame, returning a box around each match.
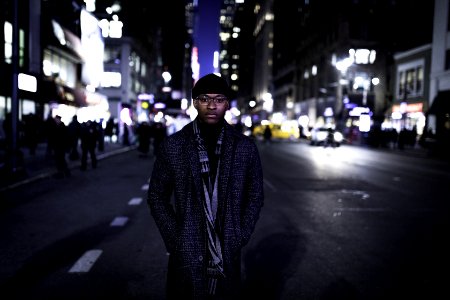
[194,94,228,105]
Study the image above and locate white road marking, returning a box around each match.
[68,249,102,273]
[110,216,129,226]
[141,184,149,191]
[263,178,277,191]
[341,189,370,199]
[128,197,143,205]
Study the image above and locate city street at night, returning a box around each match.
[1,141,449,299]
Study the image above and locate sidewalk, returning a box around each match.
[0,142,136,192]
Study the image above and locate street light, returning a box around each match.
[162,71,172,93]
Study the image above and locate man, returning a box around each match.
[147,73,264,299]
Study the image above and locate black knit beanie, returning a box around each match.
[192,73,232,99]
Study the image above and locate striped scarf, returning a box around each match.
[193,120,225,295]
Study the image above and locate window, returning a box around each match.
[4,22,12,64]
[397,59,425,99]
[4,21,25,66]
[42,49,77,88]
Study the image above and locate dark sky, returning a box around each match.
[196,0,221,77]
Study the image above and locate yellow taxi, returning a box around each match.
[253,120,299,140]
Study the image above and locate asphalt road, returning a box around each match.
[1,141,449,299]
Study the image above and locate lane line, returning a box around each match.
[128,197,143,205]
[141,184,149,191]
[68,249,102,273]
[110,216,129,226]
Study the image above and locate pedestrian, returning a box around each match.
[80,120,98,170]
[136,121,152,157]
[51,115,71,178]
[151,121,167,157]
[67,115,81,160]
[147,73,264,299]
[263,124,272,143]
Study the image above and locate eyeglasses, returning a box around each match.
[195,95,228,105]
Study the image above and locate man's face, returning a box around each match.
[194,94,229,125]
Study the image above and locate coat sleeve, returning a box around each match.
[240,141,264,247]
[147,141,178,253]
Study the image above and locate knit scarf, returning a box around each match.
[193,120,225,295]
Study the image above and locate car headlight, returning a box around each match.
[334,132,343,142]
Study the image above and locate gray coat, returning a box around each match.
[147,120,264,299]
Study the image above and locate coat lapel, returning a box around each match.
[186,123,205,202]
[218,124,235,208]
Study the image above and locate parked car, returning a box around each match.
[309,127,344,147]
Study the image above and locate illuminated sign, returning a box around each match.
[392,102,423,113]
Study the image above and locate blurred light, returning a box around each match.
[272,112,283,124]
[101,72,121,87]
[181,98,188,110]
[369,50,376,64]
[372,77,380,85]
[304,70,309,79]
[312,65,317,76]
[249,100,256,108]
[86,84,96,92]
[298,115,309,128]
[138,93,154,103]
[109,15,123,38]
[334,131,344,143]
[359,114,371,132]
[154,102,166,109]
[84,0,96,12]
[120,107,132,126]
[349,106,370,116]
[324,107,333,117]
[18,73,37,93]
[244,116,252,128]
[110,3,121,13]
[191,47,200,82]
[225,111,233,123]
[263,93,272,101]
[230,107,241,116]
[392,112,402,120]
[262,93,273,112]
[336,57,353,73]
[213,51,219,71]
[355,49,370,64]
[154,111,164,123]
[162,71,171,83]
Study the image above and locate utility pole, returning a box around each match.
[9,0,23,177]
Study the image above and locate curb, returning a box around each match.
[0,145,137,193]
